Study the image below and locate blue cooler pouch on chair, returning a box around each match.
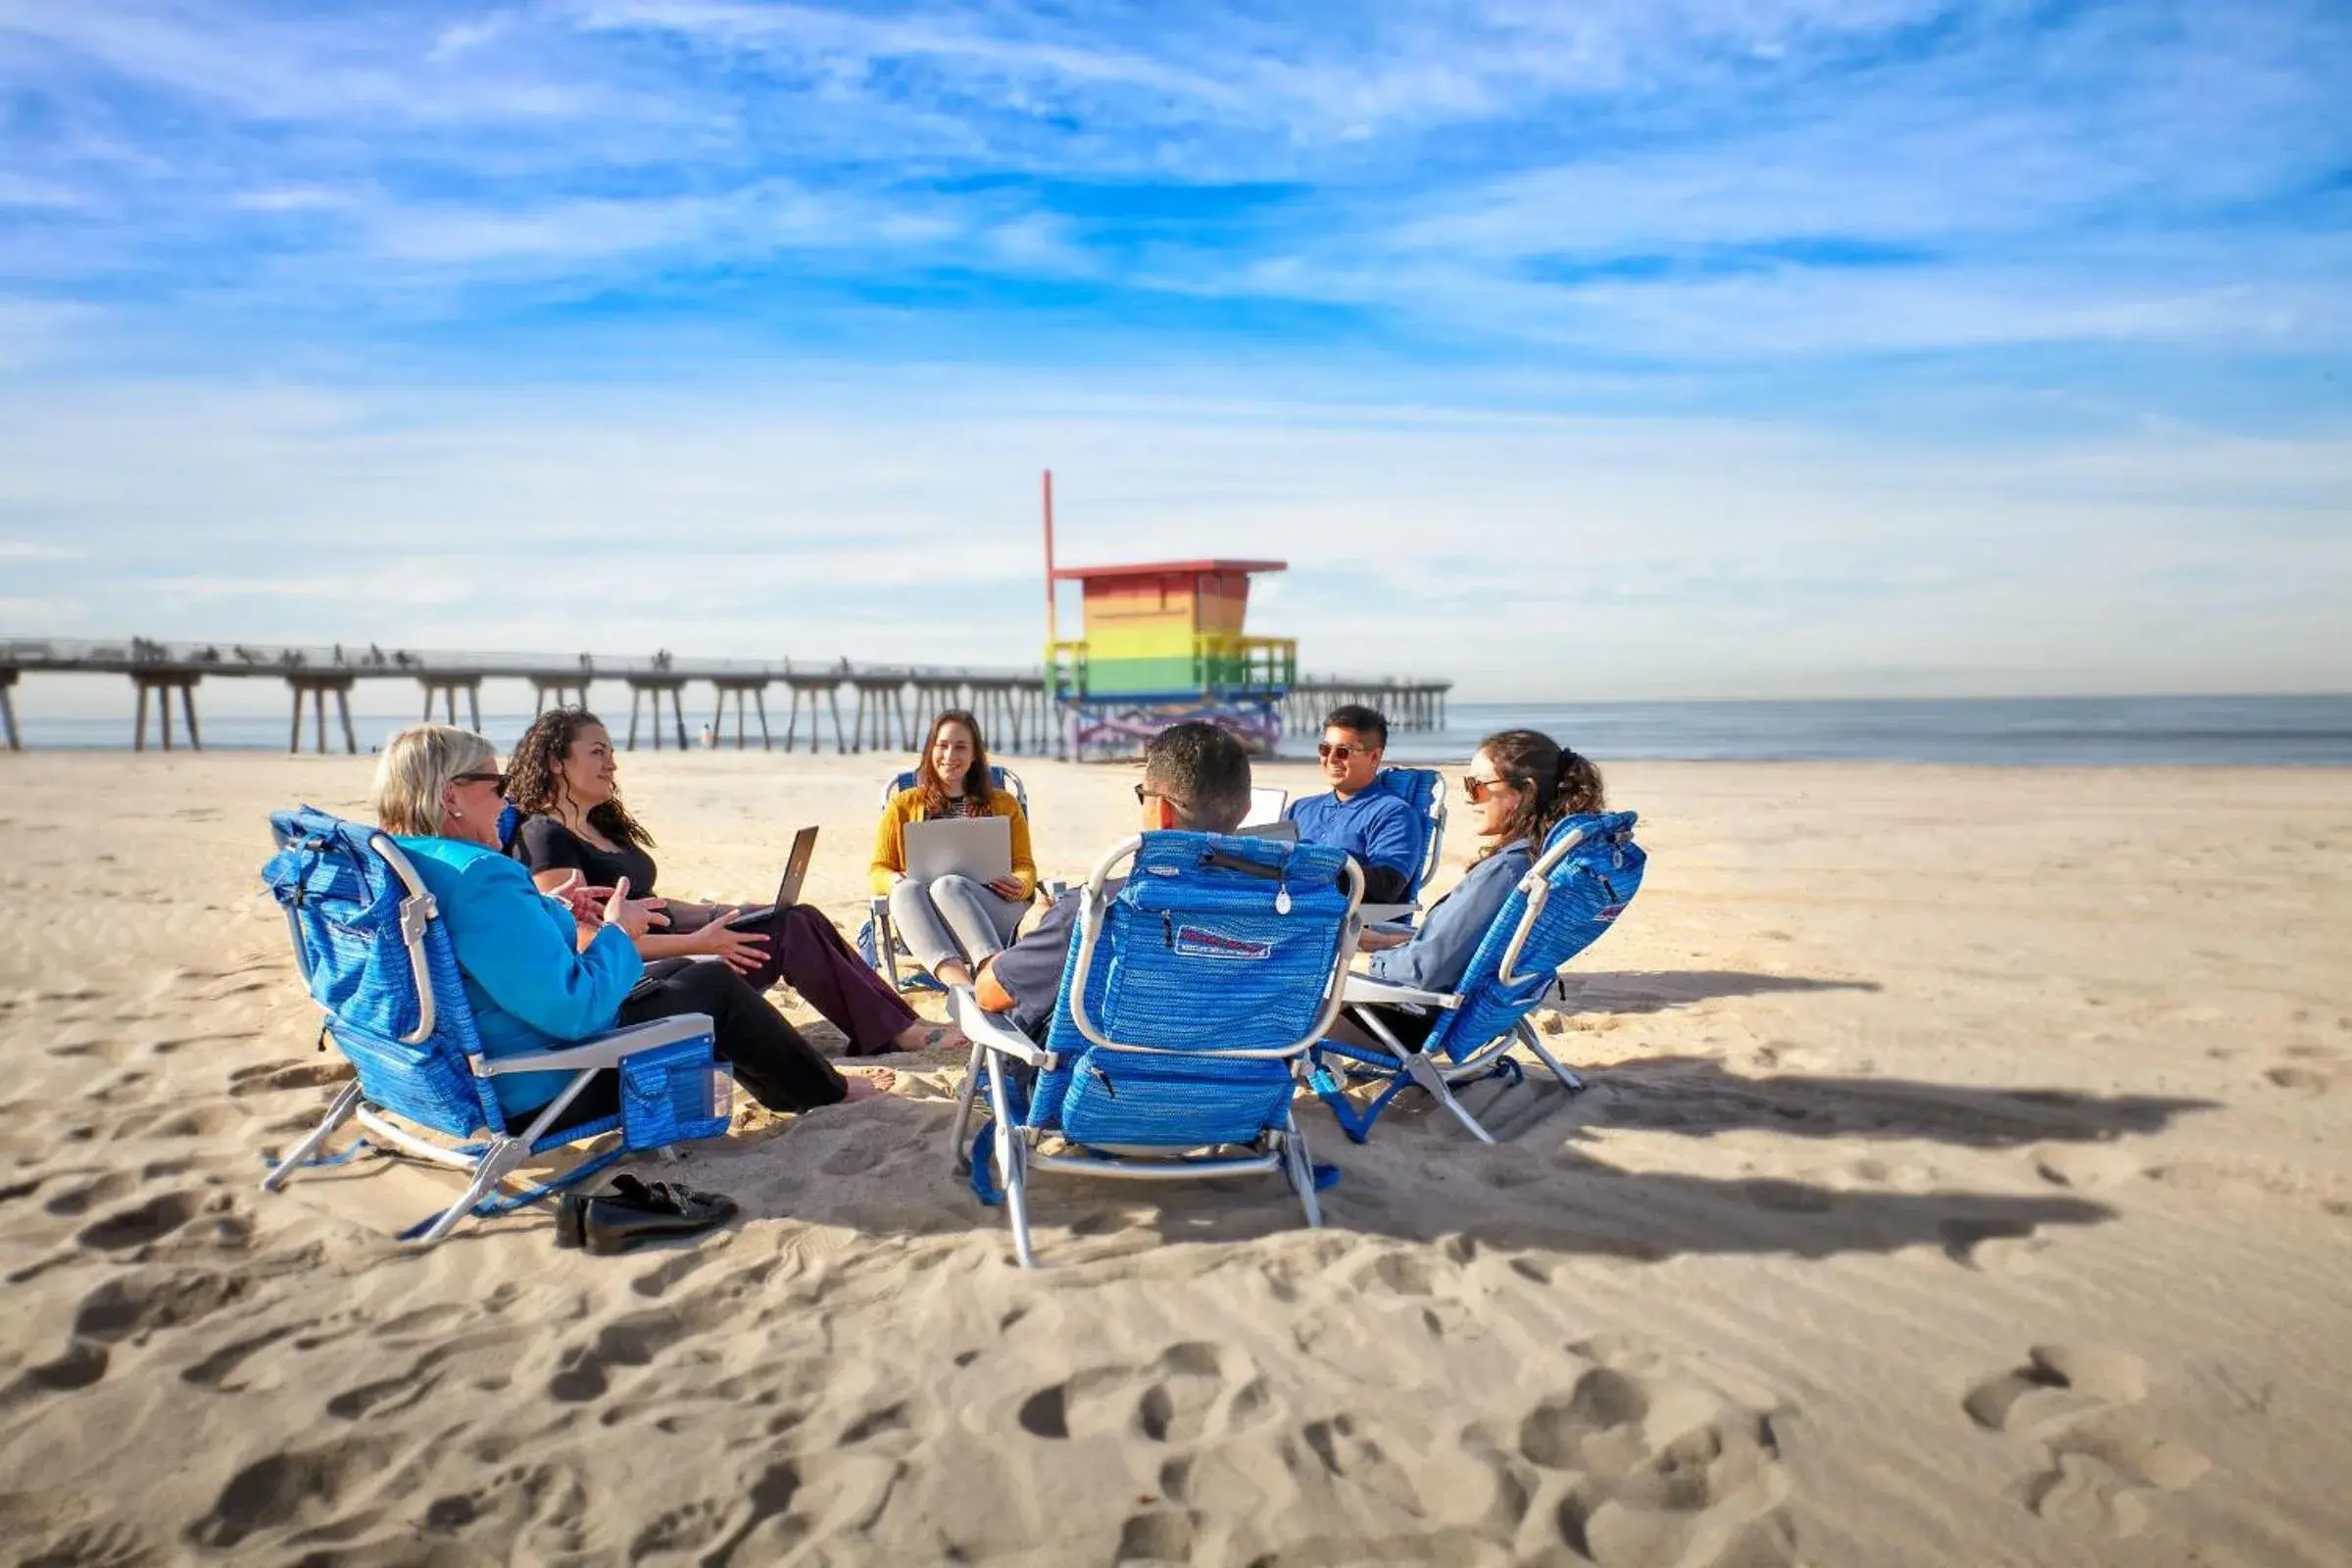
[619,1036,733,1149]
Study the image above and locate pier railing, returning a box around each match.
[0,635,1449,755]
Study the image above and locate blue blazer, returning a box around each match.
[394,835,645,1118]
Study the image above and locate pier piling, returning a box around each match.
[418,676,482,731]
[132,673,203,753]
[624,677,690,751]
[529,676,592,716]
[710,677,771,750]
[286,674,358,754]
[0,668,18,752]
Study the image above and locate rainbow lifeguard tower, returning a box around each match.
[1047,558,1298,757]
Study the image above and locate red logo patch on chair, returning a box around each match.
[1174,925,1274,961]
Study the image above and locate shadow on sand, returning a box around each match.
[1544,969,1883,1016]
[706,1073,2152,1268]
[1549,1054,2217,1147]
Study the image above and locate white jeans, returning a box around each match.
[889,875,1028,976]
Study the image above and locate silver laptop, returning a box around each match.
[724,825,819,925]
[1241,786,1288,828]
[904,815,1012,884]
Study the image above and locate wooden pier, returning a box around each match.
[0,637,1449,755]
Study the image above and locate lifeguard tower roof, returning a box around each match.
[1048,558,1295,704]
[1049,559,1286,583]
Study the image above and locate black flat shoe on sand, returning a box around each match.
[556,1175,738,1254]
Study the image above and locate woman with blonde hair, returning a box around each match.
[372,723,890,1120]
[872,709,1038,983]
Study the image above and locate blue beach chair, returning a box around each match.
[259,808,731,1245]
[1310,810,1643,1144]
[858,764,1031,992]
[947,831,1365,1267]
[1378,765,1448,912]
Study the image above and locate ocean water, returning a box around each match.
[1283,695,2352,767]
[8,694,2351,766]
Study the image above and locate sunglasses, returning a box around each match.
[1317,742,1377,762]
[1133,784,1170,805]
[454,770,512,793]
[1460,773,1512,804]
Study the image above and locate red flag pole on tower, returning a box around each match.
[1042,468,1059,737]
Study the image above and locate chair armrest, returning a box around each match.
[1358,902,1417,923]
[470,1014,715,1076]
[1340,974,1458,1009]
[948,985,1047,1068]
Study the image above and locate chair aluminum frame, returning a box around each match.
[1321,822,1599,1145]
[260,829,715,1246]
[946,834,1365,1268]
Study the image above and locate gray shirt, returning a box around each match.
[1363,841,1532,994]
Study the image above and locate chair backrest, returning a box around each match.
[262,807,505,1139]
[1424,810,1644,1063]
[879,764,1028,812]
[1029,832,1364,1146]
[1372,766,1447,902]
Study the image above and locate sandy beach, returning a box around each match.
[1,750,2347,1566]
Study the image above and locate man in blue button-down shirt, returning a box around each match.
[1283,704,1422,904]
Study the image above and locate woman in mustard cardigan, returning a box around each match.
[873,710,1038,981]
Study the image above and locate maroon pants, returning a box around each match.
[730,904,921,1056]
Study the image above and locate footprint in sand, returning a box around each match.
[1938,1216,2051,1273]
[226,1059,354,1099]
[1963,1345,2208,1538]
[1017,1341,1269,1447]
[1504,1341,1793,1568]
[74,1191,205,1252]
[2264,1065,2330,1093]
[2031,1144,2147,1191]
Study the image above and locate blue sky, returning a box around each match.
[1,0,2346,703]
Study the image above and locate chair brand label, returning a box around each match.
[1174,924,1273,961]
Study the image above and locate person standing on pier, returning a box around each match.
[506,709,960,1058]
[1284,704,1423,905]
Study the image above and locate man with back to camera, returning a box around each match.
[929,721,1254,1044]
[1283,704,1421,906]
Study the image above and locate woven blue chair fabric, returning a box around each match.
[882,765,1025,808]
[264,808,503,1139]
[1026,832,1352,1147]
[1428,811,1644,1062]
[1371,766,1445,902]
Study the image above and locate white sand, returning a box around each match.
[2,751,2348,1565]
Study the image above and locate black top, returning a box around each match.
[511,813,661,897]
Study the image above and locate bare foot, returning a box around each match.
[893,1022,970,1053]
[840,1068,897,1102]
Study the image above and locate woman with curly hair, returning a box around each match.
[506,708,958,1058]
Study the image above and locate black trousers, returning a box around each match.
[618,957,848,1112]
[545,956,849,1130]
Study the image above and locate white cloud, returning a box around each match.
[2,373,2345,700]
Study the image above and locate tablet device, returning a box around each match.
[726,825,819,926]
[904,815,1012,884]
[1236,819,1299,843]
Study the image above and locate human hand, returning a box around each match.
[986,877,1026,901]
[599,877,668,938]
[1356,929,1410,952]
[547,870,611,924]
[693,919,770,975]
